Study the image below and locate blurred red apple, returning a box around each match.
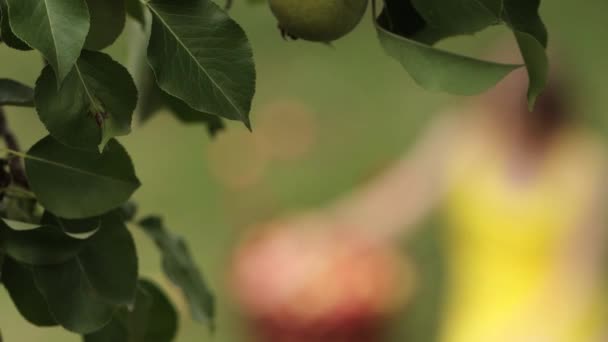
[230,223,415,342]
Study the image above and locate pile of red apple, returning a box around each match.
[231,224,414,342]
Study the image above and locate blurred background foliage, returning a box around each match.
[1,0,608,340]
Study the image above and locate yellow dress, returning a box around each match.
[440,130,608,342]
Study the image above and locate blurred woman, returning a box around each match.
[235,57,608,341]
[307,62,608,341]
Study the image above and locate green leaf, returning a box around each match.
[139,216,215,326]
[131,55,225,136]
[35,51,137,151]
[0,0,30,50]
[0,79,34,107]
[2,196,38,224]
[10,211,137,333]
[1,257,57,326]
[125,0,146,28]
[25,211,136,332]
[124,279,178,342]
[5,0,90,84]
[376,0,549,103]
[83,279,178,342]
[130,49,225,136]
[502,0,548,47]
[24,136,140,219]
[514,31,549,109]
[114,202,138,223]
[32,259,115,334]
[131,59,165,124]
[1,218,39,231]
[411,0,499,39]
[126,14,157,123]
[77,212,138,306]
[42,212,101,240]
[502,0,549,107]
[0,220,85,265]
[84,0,126,50]
[146,0,255,126]
[83,320,127,342]
[375,22,519,95]
[165,94,225,137]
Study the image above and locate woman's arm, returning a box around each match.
[324,113,460,242]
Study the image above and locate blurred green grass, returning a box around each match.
[1,0,608,341]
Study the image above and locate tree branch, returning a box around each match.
[0,107,29,188]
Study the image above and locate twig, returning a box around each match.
[0,107,29,188]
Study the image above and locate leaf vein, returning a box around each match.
[146,3,244,119]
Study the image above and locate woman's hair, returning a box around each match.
[527,73,572,138]
[478,38,574,139]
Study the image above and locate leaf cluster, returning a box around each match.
[0,0,255,339]
[374,0,548,107]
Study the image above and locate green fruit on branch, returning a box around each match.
[269,0,368,42]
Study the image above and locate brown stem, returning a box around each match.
[0,107,29,188]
